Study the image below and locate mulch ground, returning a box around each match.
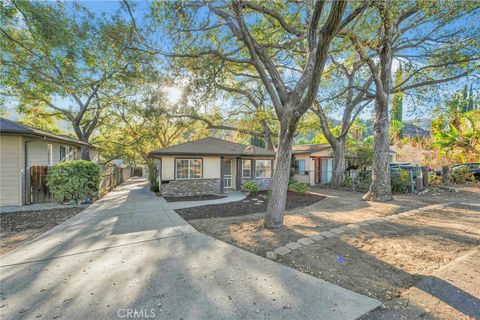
[164,194,227,202]
[0,207,85,255]
[176,191,325,220]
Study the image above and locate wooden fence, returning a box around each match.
[28,164,133,204]
[99,165,133,196]
[29,166,53,204]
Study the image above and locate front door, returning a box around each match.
[223,159,232,189]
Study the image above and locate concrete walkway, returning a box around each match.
[167,191,247,210]
[0,178,380,319]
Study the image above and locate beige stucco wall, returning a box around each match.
[89,147,100,163]
[204,157,221,179]
[310,148,333,157]
[26,140,81,167]
[160,156,221,180]
[0,135,23,206]
[292,154,316,185]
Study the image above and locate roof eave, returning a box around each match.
[149,152,275,158]
[1,131,90,147]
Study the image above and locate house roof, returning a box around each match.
[292,144,331,154]
[149,137,276,157]
[0,118,89,146]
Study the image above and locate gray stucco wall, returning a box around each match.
[160,179,222,197]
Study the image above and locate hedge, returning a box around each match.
[47,160,101,203]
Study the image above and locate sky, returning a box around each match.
[3,1,479,130]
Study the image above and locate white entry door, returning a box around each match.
[223,159,232,189]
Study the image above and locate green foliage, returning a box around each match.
[391,66,403,123]
[17,104,62,133]
[47,160,101,202]
[148,160,158,185]
[431,90,480,162]
[345,136,374,171]
[288,182,309,194]
[391,170,411,194]
[1,1,152,148]
[428,174,442,186]
[250,136,266,148]
[343,174,372,192]
[97,84,209,164]
[450,168,474,184]
[150,183,160,192]
[389,119,404,144]
[243,180,259,195]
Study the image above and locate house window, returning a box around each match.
[60,146,66,162]
[176,159,202,180]
[60,146,73,162]
[295,159,306,175]
[66,146,72,161]
[242,160,251,178]
[255,160,272,178]
[47,144,53,165]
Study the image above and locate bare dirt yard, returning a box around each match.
[0,207,86,255]
[187,185,480,319]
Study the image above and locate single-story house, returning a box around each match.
[0,118,99,206]
[291,143,398,185]
[291,144,332,185]
[149,137,276,196]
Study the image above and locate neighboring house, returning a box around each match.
[291,144,333,185]
[291,143,398,185]
[149,137,276,196]
[0,118,99,206]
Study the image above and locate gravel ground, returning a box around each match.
[0,207,86,255]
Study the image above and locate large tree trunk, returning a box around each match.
[80,144,91,161]
[264,120,296,228]
[363,94,393,201]
[363,3,394,202]
[261,120,275,151]
[330,139,346,188]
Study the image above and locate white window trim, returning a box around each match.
[175,158,203,180]
[242,159,251,178]
[255,159,272,178]
[66,146,72,161]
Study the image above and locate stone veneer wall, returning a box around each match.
[161,179,221,197]
[241,178,272,191]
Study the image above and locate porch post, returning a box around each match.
[220,156,224,193]
[236,157,241,190]
[251,159,256,179]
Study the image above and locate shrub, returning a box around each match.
[450,167,474,184]
[343,173,371,192]
[288,182,309,194]
[147,160,158,185]
[428,174,442,186]
[243,180,258,195]
[343,176,353,189]
[391,169,410,194]
[47,160,101,203]
[150,182,159,192]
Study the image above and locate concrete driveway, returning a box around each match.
[0,178,380,319]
